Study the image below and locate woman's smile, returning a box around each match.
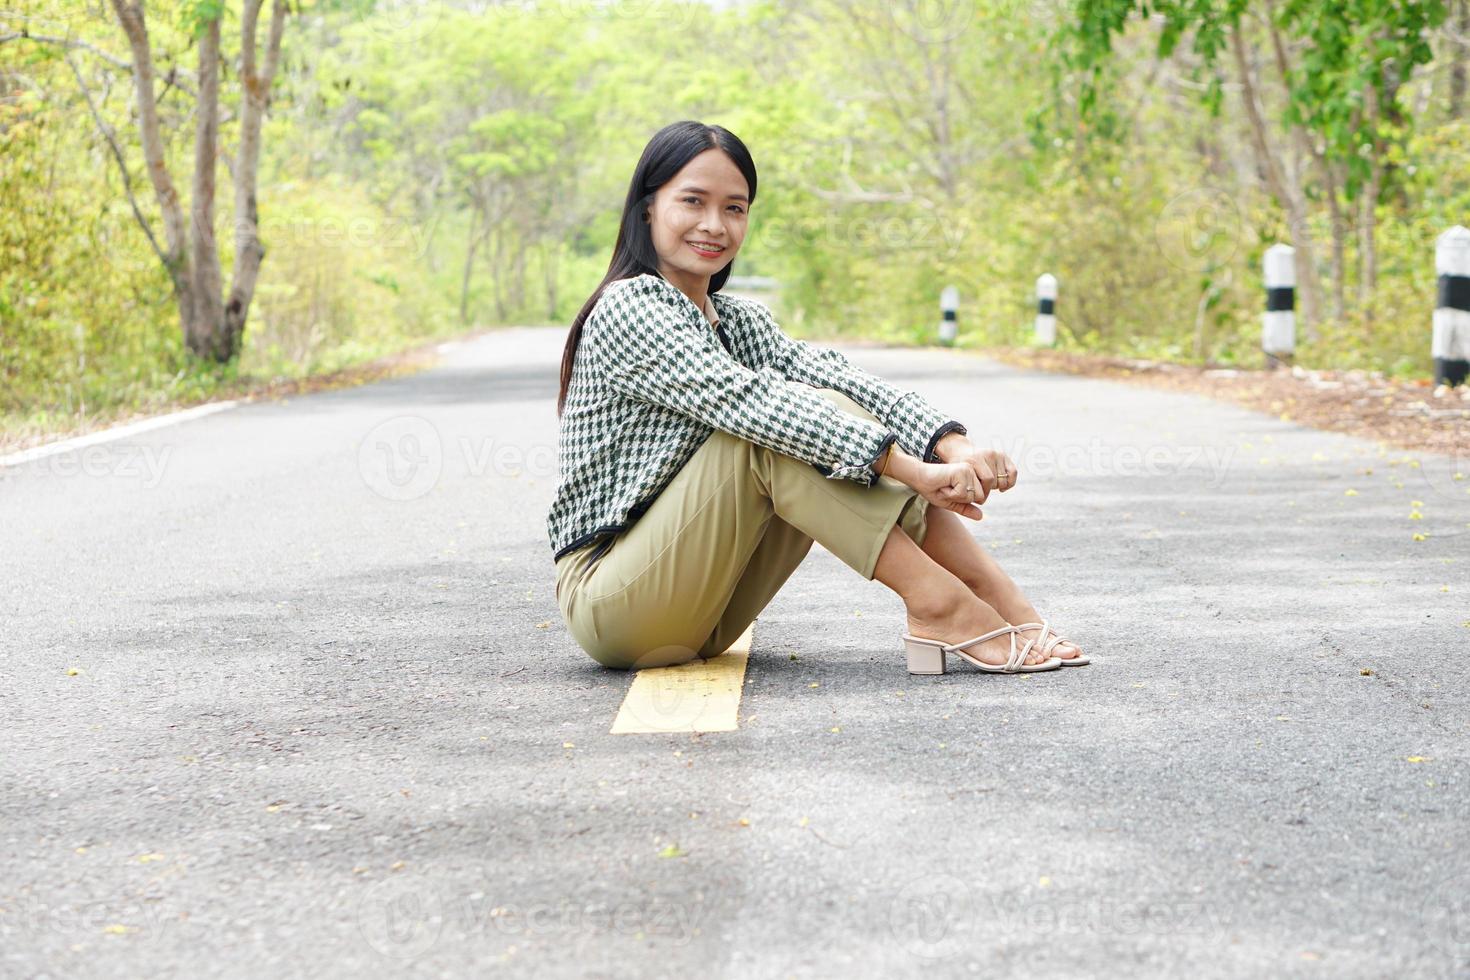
[686,240,726,259]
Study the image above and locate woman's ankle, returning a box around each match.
[904,578,983,628]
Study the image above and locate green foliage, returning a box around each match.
[3,0,1466,443]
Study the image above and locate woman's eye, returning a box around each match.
[682,196,700,204]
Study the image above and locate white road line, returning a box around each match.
[0,400,241,468]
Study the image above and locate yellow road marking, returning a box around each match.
[610,622,753,734]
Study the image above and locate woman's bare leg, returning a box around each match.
[917,506,1084,659]
[871,524,1053,667]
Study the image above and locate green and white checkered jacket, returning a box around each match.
[546,273,967,563]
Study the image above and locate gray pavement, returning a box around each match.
[2,326,1468,978]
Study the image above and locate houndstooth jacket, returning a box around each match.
[546,273,967,563]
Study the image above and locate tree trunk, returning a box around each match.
[544,241,558,322]
[224,0,287,360]
[1230,24,1323,339]
[108,0,193,322]
[187,12,224,360]
[1451,0,1468,118]
[460,209,480,326]
[489,226,506,323]
[510,234,526,316]
[1358,172,1380,328]
[1358,79,1386,327]
[1324,161,1347,318]
[1265,5,1344,320]
[106,0,287,364]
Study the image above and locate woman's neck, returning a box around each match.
[657,265,710,312]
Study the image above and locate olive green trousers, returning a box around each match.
[554,385,931,670]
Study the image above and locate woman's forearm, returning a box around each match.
[880,444,925,489]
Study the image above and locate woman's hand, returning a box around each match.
[934,434,1018,502]
[910,460,990,521]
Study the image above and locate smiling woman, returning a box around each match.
[644,152,749,283]
[546,120,1089,676]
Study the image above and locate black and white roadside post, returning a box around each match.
[939,285,958,347]
[1035,273,1057,347]
[1433,225,1470,387]
[1262,243,1296,369]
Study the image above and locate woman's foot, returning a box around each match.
[964,580,1085,663]
[904,588,1054,669]
[1013,622,1085,663]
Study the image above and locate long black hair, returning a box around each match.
[556,120,758,417]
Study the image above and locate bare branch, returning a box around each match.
[1,27,198,97]
[107,0,189,279]
[62,48,167,266]
[1,29,132,71]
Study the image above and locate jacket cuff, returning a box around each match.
[923,421,968,464]
[862,432,898,486]
[815,430,897,487]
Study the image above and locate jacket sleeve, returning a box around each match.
[585,277,898,487]
[742,299,968,463]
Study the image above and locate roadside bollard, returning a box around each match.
[939,285,958,347]
[1433,225,1470,387]
[1262,243,1296,369]
[1035,274,1057,347]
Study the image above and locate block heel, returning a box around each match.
[902,635,948,675]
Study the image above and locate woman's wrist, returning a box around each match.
[881,445,921,487]
[934,431,973,463]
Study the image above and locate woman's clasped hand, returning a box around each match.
[912,449,1018,520]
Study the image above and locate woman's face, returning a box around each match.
[644,148,749,289]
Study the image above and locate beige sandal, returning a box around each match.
[901,624,1062,675]
[1013,621,1090,666]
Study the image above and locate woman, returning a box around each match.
[547,120,1088,675]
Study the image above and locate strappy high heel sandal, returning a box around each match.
[901,624,1063,675]
[1013,620,1091,666]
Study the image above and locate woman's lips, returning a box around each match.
[687,241,725,259]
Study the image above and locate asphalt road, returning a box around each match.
[3,326,1468,978]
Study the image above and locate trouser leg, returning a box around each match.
[696,387,930,658]
[557,384,929,670]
